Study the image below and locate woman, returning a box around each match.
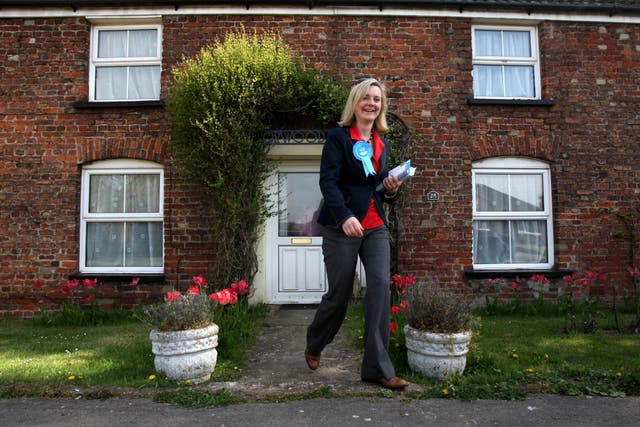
[305,78,408,390]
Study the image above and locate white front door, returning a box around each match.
[266,166,327,303]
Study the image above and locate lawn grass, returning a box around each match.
[1,302,638,401]
[344,303,640,399]
[0,303,269,394]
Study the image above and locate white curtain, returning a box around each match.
[473,220,547,264]
[474,29,534,98]
[86,174,162,267]
[474,173,546,264]
[95,29,160,100]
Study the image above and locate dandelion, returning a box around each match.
[233,366,239,371]
[616,372,623,378]
[394,343,401,349]
[185,379,192,385]
[148,374,156,381]
[68,375,75,381]
[526,368,535,374]
[358,335,364,340]
[512,353,519,359]
[441,388,449,396]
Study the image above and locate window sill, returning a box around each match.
[69,272,165,284]
[467,99,556,107]
[463,268,572,280]
[72,100,165,109]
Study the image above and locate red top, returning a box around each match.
[349,127,385,230]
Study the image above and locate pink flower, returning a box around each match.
[511,282,523,291]
[530,274,549,284]
[228,289,238,304]
[187,285,200,295]
[390,305,401,315]
[166,291,181,302]
[389,321,399,335]
[81,294,95,304]
[628,267,639,277]
[60,284,74,296]
[33,280,43,288]
[211,289,232,305]
[399,300,409,312]
[129,277,140,287]
[192,275,208,287]
[232,280,250,296]
[61,279,79,296]
[82,278,97,289]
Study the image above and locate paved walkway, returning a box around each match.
[2,305,640,426]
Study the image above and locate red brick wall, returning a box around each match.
[1,14,638,316]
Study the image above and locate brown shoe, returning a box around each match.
[378,376,409,390]
[305,348,321,371]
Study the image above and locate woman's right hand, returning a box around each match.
[342,216,364,238]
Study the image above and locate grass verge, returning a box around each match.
[0,304,269,396]
[344,303,640,400]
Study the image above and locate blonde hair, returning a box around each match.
[338,78,389,133]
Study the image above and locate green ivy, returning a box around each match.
[166,29,346,287]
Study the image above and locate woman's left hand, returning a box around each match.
[383,174,402,196]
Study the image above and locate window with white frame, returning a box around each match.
[472,158,553,270]
[80,159,164,273]
[90,23,162,101]
[472,25,540,99]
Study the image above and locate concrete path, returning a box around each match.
[2,305,639,426]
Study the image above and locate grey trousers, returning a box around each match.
[306,224,396,380]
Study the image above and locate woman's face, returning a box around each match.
[355,85,382,124]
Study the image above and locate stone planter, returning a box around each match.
[149,323,219,384]
[403,324,472,381]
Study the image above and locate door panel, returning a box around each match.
[278,246,325,292]
[267,168,327,303]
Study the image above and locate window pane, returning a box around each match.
[128,29,157,57]
[473,65,504,97]
[95,67,127,100]
[504,66,534,98]
[475,30,502,56]
[475,174,508,211]
[278,172,322,237]
[511,220,547,263]
[126,222,163,267]
[128,66,161,100]
[97,30,126,58]
[504,31,531,57]
[126,174,160,213]
[510,174,543,211]
[473,220,510,264]
[89,175,124,213]
[86,222,124,267]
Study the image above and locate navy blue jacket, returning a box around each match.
[316,126,397,229]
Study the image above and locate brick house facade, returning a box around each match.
[1,1,639,317]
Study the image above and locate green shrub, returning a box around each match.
[166,29,346,287]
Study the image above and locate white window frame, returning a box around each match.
[89,22,163,102]
[472,25,541,100]
[80,159,164,273]
[472,157,554,270]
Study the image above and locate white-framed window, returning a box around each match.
[89,23,162,101]
[472,157,553,270]
[472,25,541,100]
[80,159,164,273]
